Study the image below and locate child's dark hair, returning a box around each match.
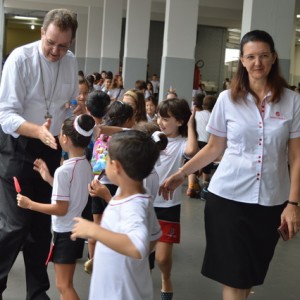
[108,130,161,181]
[133,122,168,151]
[86,90,111,119]
[193,93,205,110]
[103,101,133,126]
[157,98,191,137]
[135,80,147,91]
[78,77,89,88]
[62,114,95,148]
[145,95,158,107]
[203,95,217,112]
[85,74,95,92]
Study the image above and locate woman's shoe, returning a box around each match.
[161,291,173,300]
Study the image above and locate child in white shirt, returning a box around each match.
[17,114,95,300]
[71,130,163,300]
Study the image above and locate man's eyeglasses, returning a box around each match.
[242,52,273,62]
[45,38,71,51]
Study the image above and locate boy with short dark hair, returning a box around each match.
[71,130,163,300]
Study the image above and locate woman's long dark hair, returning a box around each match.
[230,30,288,103]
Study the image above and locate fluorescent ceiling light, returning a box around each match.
[297,14,300,18]
[14,16,38,21]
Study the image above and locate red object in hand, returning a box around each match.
[13,176,21,193]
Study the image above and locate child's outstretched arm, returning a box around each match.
[71,217,142,259]
[17,194,69,216]
[184,107,198,157]
[98,125,123,136]
[33,158,54,186]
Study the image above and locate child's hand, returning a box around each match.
[73,101,87,115]
[33,159,53,185]
[88,179,112,202]
[187,107,196,128]
[71,217,98,240]
[190,105,196,116]
[16,193,32,209]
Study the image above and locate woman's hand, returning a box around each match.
[159,170,186,200]
[280,204,300,239]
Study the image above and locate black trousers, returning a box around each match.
[0,126,61,300]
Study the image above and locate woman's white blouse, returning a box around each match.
[207,88,300,206]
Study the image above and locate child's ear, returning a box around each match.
[61,134,68,144]
[176,120,183,127]
[111,159,123,174]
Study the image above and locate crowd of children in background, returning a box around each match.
[19,67,220,300]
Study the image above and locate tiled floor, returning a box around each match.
[3,186,300,299]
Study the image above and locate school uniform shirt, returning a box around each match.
[154,136,187,207]
[151,80,160,94]
[115,168,159,201]
[109,88,125,101]
[144,168,159,200]
[192,87,206,98]
[89,193,161,300]
[195,110,211,142]
[0,41,78,137]
[51,156,93,232]
[207,89,300,206]
[144,90,151,99]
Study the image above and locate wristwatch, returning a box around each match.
[287,200,300,207]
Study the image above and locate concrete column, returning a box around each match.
[123,0,151,90]
[100,0,123,75]
[159,0,199,102]
[85,6,103,75]
[241,0,296,82]
[75,12,88,73]
[292,44,300,85]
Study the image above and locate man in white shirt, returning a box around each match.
[0,9,78,300]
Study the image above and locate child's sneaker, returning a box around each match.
[84,258,93,274]
[186,182,201,198]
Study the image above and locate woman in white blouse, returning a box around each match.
[160,30,300,300]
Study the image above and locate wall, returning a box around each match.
[195,25,227,92]
[291,44,300,86]
[147,20,164,80]
[5,27,41,55]
[120,19,165,81]
[145,21,227,93]
[3,17,228,95]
